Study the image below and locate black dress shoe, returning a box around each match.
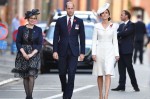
[26,95,33,99]
[63,96,71,99]
[63,97,68,99]
[26,96,28,99]
[111,86,125,91]
[63,95,67,99]
[134,87,140,92]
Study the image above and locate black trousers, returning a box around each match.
[133,41,144,64]
[118,54,139,88]
[58,47,78,99]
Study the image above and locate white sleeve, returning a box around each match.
[113,23,119,56]
[92,25,98,55]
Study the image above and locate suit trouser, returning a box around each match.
[118,54,139,88]
[58,47,78,98]
[133,41,144,64]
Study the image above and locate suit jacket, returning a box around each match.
[134,21,147,42]
[53,16,85,56]
[16,25,43,52]
[117,21,135,54]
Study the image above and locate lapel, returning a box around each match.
[32,26,36,38]
[63,16,68,33]
[71,16,77,33]
[121,23,125,31]
[123,21,130,30]
[120,21,129,31]
[64,16,78,34]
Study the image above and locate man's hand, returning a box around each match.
[53,52,59,60]
[80,54,85,61]
[92,55,96,62]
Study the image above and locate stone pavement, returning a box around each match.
[0,48,150,99]
[0,50,16,83]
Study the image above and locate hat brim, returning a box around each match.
[24,9,40,19]
[24,13,40,19]
[97,3,110,15]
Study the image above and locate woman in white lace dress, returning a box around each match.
[92,3,119,99]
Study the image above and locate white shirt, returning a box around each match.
[67,15,74,26]
[124,20,129,25]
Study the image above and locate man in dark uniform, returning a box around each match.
[53,1,85,99]
[111,10,140,92]
[133,15,147,64]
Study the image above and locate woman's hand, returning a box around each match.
[92,55,96,62]
[115,56,120,61]
[28,53,34,58]
[23,53,29,60]
[28,49,38,58]
[20,48,29,60]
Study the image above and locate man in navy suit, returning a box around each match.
[53,1,85,99]
[111,10,140,92]
[133,15,147,64]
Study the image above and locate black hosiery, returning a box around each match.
[28,76,35,98]
[23,77,29,97]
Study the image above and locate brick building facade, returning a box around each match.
[0,0,150,25]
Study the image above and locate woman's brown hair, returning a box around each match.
[100,9,111,21]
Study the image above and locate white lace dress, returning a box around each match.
[92,23,119,76]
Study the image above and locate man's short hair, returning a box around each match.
[123,10,131,19]
[65,1,74,8]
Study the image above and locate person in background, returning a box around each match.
[133,15,147,64]
[11,14,20,54]
[20,17,27,25]
[53,1,85,99]
[92,3,119,99]
[111,10,140,92]
[146,22,150,46]
[11,9,43,99]
[0,17,8,55]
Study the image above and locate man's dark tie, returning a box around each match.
[67,18,71,33]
